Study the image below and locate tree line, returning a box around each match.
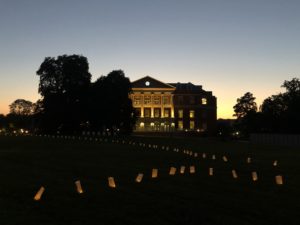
[0,54,137,135]
[232,77,300,137]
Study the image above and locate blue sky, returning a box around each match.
[0,0,299,118]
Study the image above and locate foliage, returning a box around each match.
[233,92,258,136]
[35,55,136,134]
[260,78,300,133]
[233,78,300,135]
[36,55,92,133]
[233,92,257,119]
[89,70,137,134]
[9,99,34,115]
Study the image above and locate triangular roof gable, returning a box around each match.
[132,76,175,89]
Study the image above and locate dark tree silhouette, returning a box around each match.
[35,55,136,134]
[233,92,258,136]
[261,78,300,133]
[0,114,6,131]
[1,99,36,132]
[233,92,257,119]
[89,70,137,134]
[36,54,91,133]
[282,78,300,133]
[260,94,286,132]
[9,99,34,115]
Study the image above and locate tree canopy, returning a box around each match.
[233,78,300,136]
[9,99,34,115]
[233,92,258,136]
[233,92,257,119]
[34,54,136,134]
[260,78,300,133]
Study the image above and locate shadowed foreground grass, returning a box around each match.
[0,135,299,225]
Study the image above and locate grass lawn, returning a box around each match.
[0,134,299,225]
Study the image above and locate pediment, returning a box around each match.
[132,76,175,89]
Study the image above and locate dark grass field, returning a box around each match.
[0,135,299,225]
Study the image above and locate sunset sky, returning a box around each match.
[0,0,299,118]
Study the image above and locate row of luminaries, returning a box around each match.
[33,166,284,201]
[23,133,281,167]
[5,134,283,200]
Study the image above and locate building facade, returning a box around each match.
[130,76,217,134]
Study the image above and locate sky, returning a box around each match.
[0,0,299,118]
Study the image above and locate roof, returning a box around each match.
[132,76,175,89]
[168,82,203,91]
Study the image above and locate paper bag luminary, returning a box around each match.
[169,167,177,175]
[190,166,196,174]
[152,168,158,178]
[135,173,144,183]
[252,172,258,181]
[209,168,214,176]
[33,186,45,201]
[180,166,186,174]
[108,177,116,188]
[232,170,238,179]
[75,180,84,194]
[275,175,283,185]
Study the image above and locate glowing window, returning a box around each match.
[202,98,207,105]
[178,109,183,118]
[163,96,171,104]
[144,108,151,118]
[189,110,195,118]
[190,121,195,130]
[140,122,144,127]
[133,96,142,105]
[154,108,161,118]
[144,96,151,104]
[178,121,183,130]
[135,108,141,117]
[164,108,170,118]
[153,96,161,105]
[145,81,150,86]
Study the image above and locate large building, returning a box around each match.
[130,76,217,134]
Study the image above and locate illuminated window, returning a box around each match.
[178,121,183,130]
[153,96,161,105]
[154,108,161,118]
[140,122,144,127]
[163,96,171,104]
[178,109,183,118]
[133,96,142,105]
[164,108,170,118]
[144,96,151,104]
[202,98,207,105]
[190,121,195,130]
[189,110,195,118]
[135,108,141,117]
[144,108,151,118]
